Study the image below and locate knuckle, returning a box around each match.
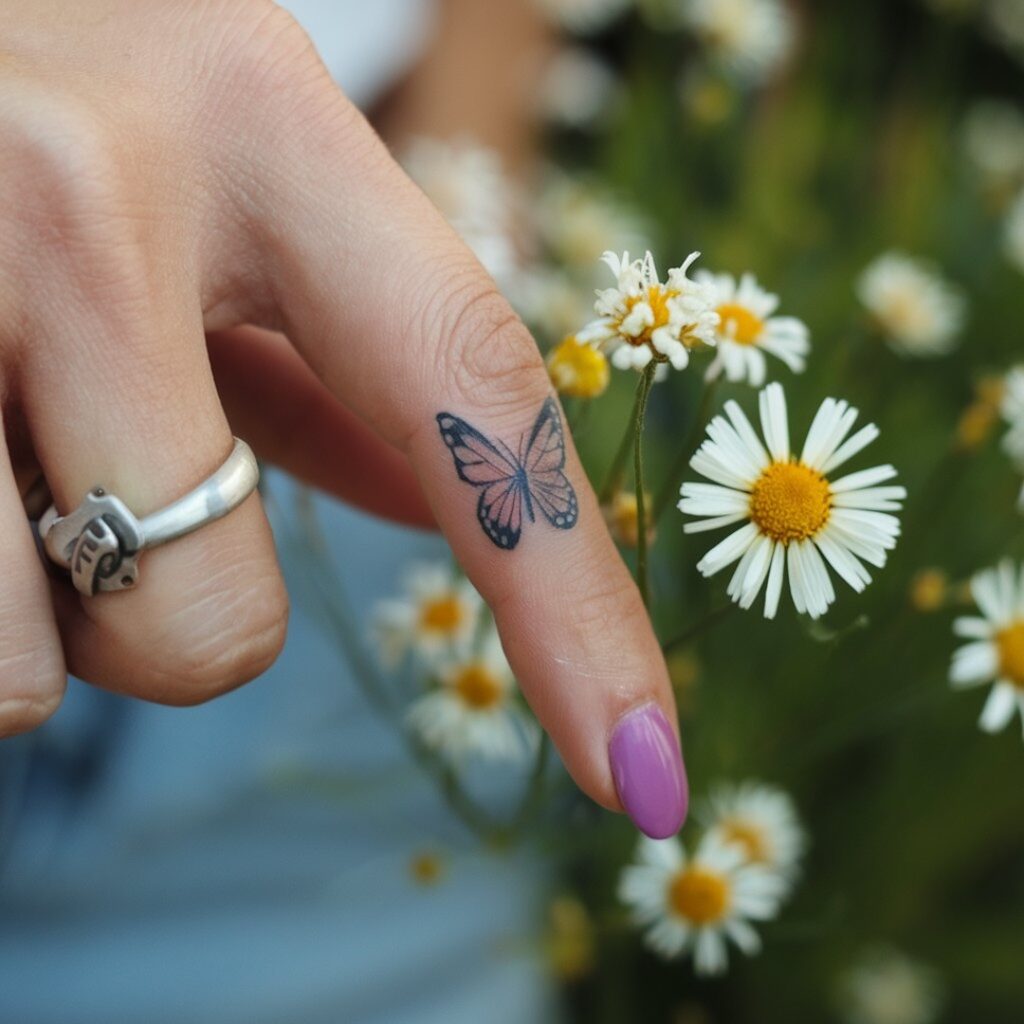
[0,80,147,310]
[197,0,364,197]
[0,81,119,225]
[428,273,547,415]
[205,1,333,116]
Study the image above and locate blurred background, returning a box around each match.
[1,1,1023,1022]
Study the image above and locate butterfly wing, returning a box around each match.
[476,476,525,549]
[436,412,526,549]
[522,398,578,531]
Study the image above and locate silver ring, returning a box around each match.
[38,438,259,596]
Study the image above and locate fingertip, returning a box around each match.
[0,685,65,739]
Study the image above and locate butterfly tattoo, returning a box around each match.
[436,398,578,550]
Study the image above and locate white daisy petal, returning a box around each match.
[831,486,907,512]
[979,682,1019,732]
[950,641,1000,687]
[814,533,871,593]
[724,918,763,956]
[820,423,880,475]
[683,511,751,534]
[806,404,859,471]
[697,522,760,576]
[830,465,900,492]
[694,929,729,976]
[738,535,774,608]
[691,445,758,490]
[786,543,807,615]
[758,383,790,460]
[953,616,994,640]
[763,542,786,618]
[727,541,763,600]
[799,397,841,468]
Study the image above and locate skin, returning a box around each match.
[0,0,680,816]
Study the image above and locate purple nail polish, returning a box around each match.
[609,703,689,839]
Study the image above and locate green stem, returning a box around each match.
[633,364,658,609]
[567,397,592,437]
[598,379,646,504]
[652,377,719,522]
[503,732,552,838]
[660,602,734,655]
[289,489,504,841]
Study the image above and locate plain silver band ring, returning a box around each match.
[37,438,259,596]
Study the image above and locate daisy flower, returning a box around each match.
[538,47,619,130]
[954,374,1007,452]
[511,266,593,342]
[619,834,785,975]
[961,100,1024,196]
[578,251,719,374]
[679,0,796,85]
[1000,364,1024,467]
[985,0,1024,65]
[679,70,737,126]
[546,897,595,981]
[699,780,805,892]
[839,946,945,1024]
[680,383,905,619]
[695,270,810,386]
[950,560,1024,736]
[372,562,482,667]
[1003,189,1024,274]
[537,176,648,272]
[532,0,632,34]
[908,568,949,612]
[402,137,518,288]
[603,490,656,548]
[406,627,538,763]
[857,252,966,357]
[547,333,611,398]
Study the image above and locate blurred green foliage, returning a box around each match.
[550,3,1024,1021]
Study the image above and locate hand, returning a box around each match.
[0,0,687,836]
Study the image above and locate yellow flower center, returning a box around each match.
[547,897,595,981]
[716,302,765,346]
[451,662,505,709]
[881,291,930,337]
[603,491,655,549]
[996,622,1024,689]
[547,335,610,399]
[909,569,948,612]
[719,820,770,864]
[419,594,465,635]
[955,401,998,452]
[668,867,731,925]
[619,285,677,351]
[408,851,446,886]
[749,461,832,543]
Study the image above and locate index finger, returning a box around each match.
[239,47,688,836]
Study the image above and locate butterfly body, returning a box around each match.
[436,398,578,550]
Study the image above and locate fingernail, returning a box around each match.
[609,703,689,839]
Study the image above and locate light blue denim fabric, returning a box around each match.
[0,475,555,1024]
